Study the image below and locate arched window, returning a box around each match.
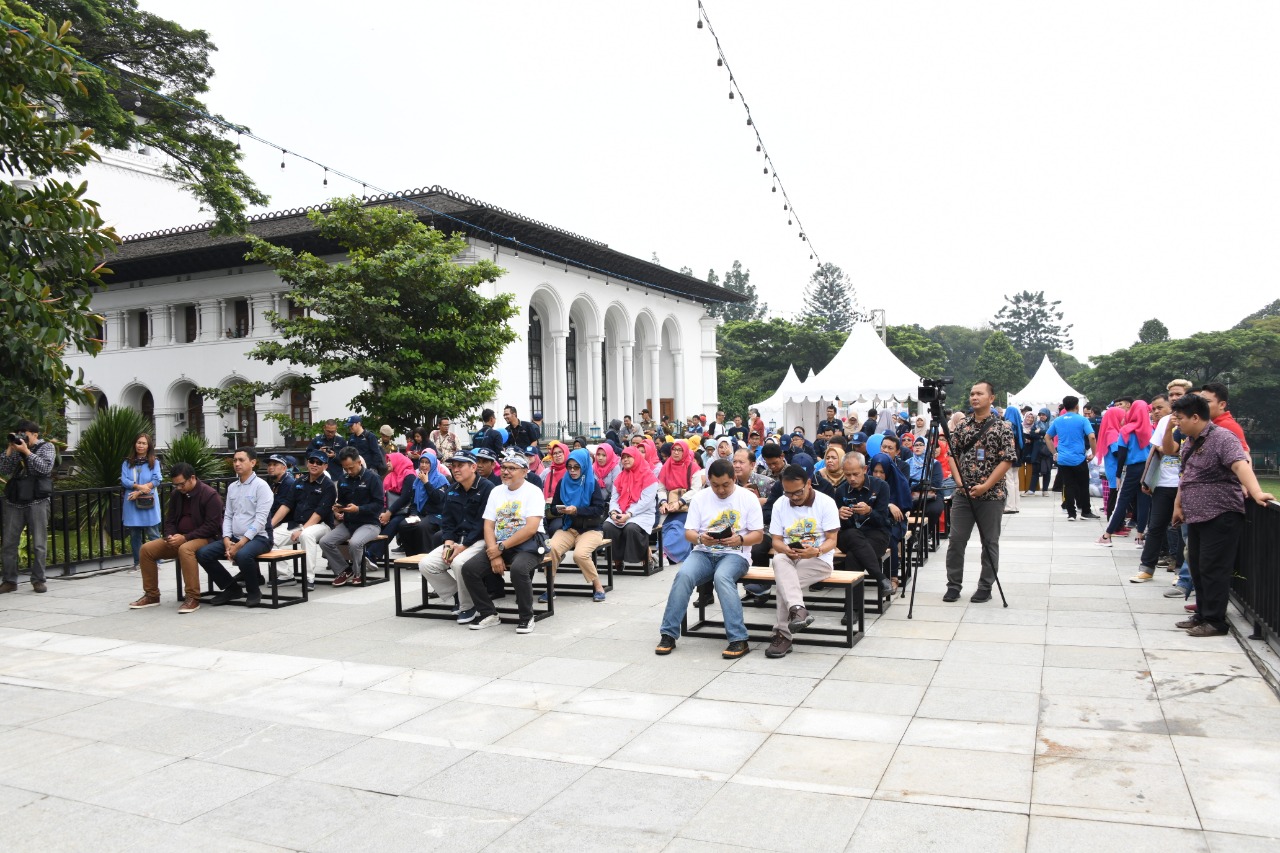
[232,386,257,447]
[289,388,312,447]
[566,321,578,427]
[528,308,544,419]
[140,390,155,429]
[186,389,204,437]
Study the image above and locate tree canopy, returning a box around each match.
[993,290,1073,374]
[885,325,947,378]
[973,330,1028,408]
[1138,318,1170,344]
[707,260,767,322]
[797,262,857,333]
[201,198,518,435]
[716,318,844,419]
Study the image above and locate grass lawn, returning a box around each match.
[1260,477,1280,497]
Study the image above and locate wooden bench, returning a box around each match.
[392,551,555,624]
[682,566,866,649]
[183,549,309,609]
[798,547,894,615]
[312,534,390,587]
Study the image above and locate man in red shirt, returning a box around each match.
[1198,382,1250,454]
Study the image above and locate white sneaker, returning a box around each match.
[469,614,500,630]
[516,619,534,634]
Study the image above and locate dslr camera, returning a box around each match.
[7,432,25,445]
[917,376,953,405]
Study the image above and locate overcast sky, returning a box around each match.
[137,0,1280,362]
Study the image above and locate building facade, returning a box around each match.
[63,187,741,449]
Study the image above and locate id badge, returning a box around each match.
[976,447,986,462]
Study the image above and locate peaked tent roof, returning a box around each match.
[749,364,804,419]
[784,322,920,403]
[1009,354,1086,411]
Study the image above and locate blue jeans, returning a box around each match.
[660,549,749,642]
[125,525,159,566]
[195,535,273,593]
[1175,523,1193,594]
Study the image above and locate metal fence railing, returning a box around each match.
[1233,499,1280,656]
[1,477,236,577]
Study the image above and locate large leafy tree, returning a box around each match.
[973,330,1028,407]
[707,260,767,322]
[1138,318,1169,344]
[1,19,119,423]
[919,324,993,394]
[716,318,844,419]
[993,290,1073,374]
[885,325,946,378]
[2,0,266,233]
[797,262,858,333]
[201,198,518,435]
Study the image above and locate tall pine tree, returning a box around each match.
[797,262,858,333]
[993,290,1073,375]
[707,260,767,321]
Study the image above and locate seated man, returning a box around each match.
[833,451,894,596]
[418,451,495,623]
[474,448,502,486]
[766,463,841,658]
[318,447,384,586]
[130,463,223,614]
[879,433,911,479]
[655,459,764,660]
[461,452,545,634]
[284,451,337,590]
[783,429,814,463]
[265,454,297,553]
[196,447,274,607]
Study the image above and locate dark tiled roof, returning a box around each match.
[107,185,745,304]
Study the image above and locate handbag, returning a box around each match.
[132,464,156,510]
[1140,451,1163,492]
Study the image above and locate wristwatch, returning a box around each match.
[498,542,506,553]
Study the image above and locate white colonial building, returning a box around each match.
[64,186,741,449]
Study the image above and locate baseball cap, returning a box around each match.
[305,450,328,464]
[473,448,498,462]
[532,411,543,421]
[379,424,393,437]
[850,432,868,444]
[523,445,540,457]
[345,415,361,426]
[448,450,476,464]
[266,454,289,466]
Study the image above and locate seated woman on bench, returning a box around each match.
[545,448,609,601]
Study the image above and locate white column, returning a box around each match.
[103,310,123,351]
[116,311,130,349]
[647,345,661,418]
[588,336,604,429]
[551,330,568,429]
[700,315,720,413]
[198,300,220,342]
[250,294,274,338]
[166,305,177,344]
[621,342,635,418]
[671,349,684,419]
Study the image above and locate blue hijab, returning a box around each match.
[1004,405,1024,449]
[870,451,912,511]
[556,448,597,529]
[411,450,448,513]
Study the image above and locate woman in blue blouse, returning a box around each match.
[120,433,163,571]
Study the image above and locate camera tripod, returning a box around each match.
[905,391,1009,618]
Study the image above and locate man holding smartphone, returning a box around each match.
[765,464,841,658]
[833,452,894,597]
[944,382,1019,603]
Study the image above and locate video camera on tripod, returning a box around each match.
[917,375,953,407]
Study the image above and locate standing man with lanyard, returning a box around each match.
[943,382,1019,603]
[1,420,56,594]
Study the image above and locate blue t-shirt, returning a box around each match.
[1045,412,1094,466]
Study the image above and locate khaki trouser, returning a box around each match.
[770,553,833,639]
[139,536,210,599]
[547,528,604,583]
[418,541,485,609]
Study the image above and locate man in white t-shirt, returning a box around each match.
[766,464,841,658]
[655,459,764,659]
[1137,392,1185,585]
[461,452,545,634]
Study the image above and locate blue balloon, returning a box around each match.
[497,426,509,443]
[866,433,884,457]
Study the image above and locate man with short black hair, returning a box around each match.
[318,447,384,587]
[817,405,843,437]
[307,419,347,476]
[473,408,506,457]
[1045,395,1098,521]
[0,419,56,594]
[1170,393,1273,636]
[286,451,338,589]
[345,416,386,476]
[130,463,225,613]
[861,408,879,436]
[197,447,274,607]
[502,405,539,450]
[765,464,840,658]
[727,415,748,442]
[1197,382,1249,453]
[879,434,910,479]
[620,415,642,444]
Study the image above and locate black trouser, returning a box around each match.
[461,546,540,622]
[1030,457,1052,492]
[1186,511,1242,631]
[837,525,889,586]
[1139,487,1178,570]
[1106,463,1146,534]
[1059,462,1092,518]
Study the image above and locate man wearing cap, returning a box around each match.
[474,447,502,486]
[418,451,495,623]
[783,429,814,464]
[462,451,546,634]
[502,405,539,451]
[895,411,912,438]
[319,447,385,586]
[378,425,397,457]
[265,454,298,556]
[522,446,545,491]
[848,432,869,458]
[307,419,347,477]
[345,416,387,477]
[286,451,338,588]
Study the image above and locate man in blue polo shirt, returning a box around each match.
[1044,395,1099,521]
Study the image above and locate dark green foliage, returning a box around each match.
[973,331,1028,408]
[885,325,947,378]
[67,406,152,489]
[707,261,767,322]
[1138,318,1170,344]
[716,318,844,419]
[797,263,857,333]
[163,431,227,481]
[993,290,1073,375]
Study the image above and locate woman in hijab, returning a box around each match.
[571,435,589,451]
[815,444,846,499]
[545,448,609,601]
[641,437,662,476]
[871,450,913,585]
[1003,405,1025,514]
[382,450,415,506]
[907,436,945,530]
[542,441,568,500]
[686,433,704,467]
[1099,400,1153,547]
[936,434,956,500]
[604,429,623,456]
[1093,406,1128,522]
[711,435,735,462]
[657,440,704,563]
[603,447,661,573]
[377,449,448,559]
[1024,408,1053,496]
[593,443,620,495]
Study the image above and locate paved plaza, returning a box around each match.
[0,498,1277,852]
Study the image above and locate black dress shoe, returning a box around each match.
[942,589,960,602]
[970,588,992,603]
[693,591,715,609]
[210,586,244,606]
[246,590,262,607]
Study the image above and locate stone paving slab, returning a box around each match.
[0,497,1278,851]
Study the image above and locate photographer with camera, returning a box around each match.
[1,420,57,594]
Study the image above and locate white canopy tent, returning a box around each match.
[748,364,803,433]
[1009,354,1087,414]
[780,322,922,436]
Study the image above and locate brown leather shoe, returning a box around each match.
[1174,617,1200,629]
[31,582,47,593]
[765,632,792,658]
[129,594,161,609]
[1185,623,1228,637]
[787,605,814,634]
[177,595,201,615]
[0,581,17,594]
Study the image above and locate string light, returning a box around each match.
[322,168,328,187]
[695,0,822,267]
[0,14,715,303]
[280,149,286,169]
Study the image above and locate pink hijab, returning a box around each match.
[614,447,658,512]
[593,443,619,481]
[659,440,701,491]
[1120,399,1154,447]
[382,451,414,494]
[1095,407,1127,457]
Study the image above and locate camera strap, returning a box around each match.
[955,416,998,459]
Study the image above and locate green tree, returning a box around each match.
[797,262,857,333]
[2,0,267,233]
[1138,318,1169,344]
[707,260,767,322]
[1236,299,1280,329]
[1,18,119,423]
[973,331,1028,407]
[886,325,946,377]
[716,318,844,418]
[993,290,1073,374]
[920,324,993,394]
[200,197,518,435]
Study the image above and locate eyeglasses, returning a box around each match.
[783,486,807,498]
[566,463,581,470]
